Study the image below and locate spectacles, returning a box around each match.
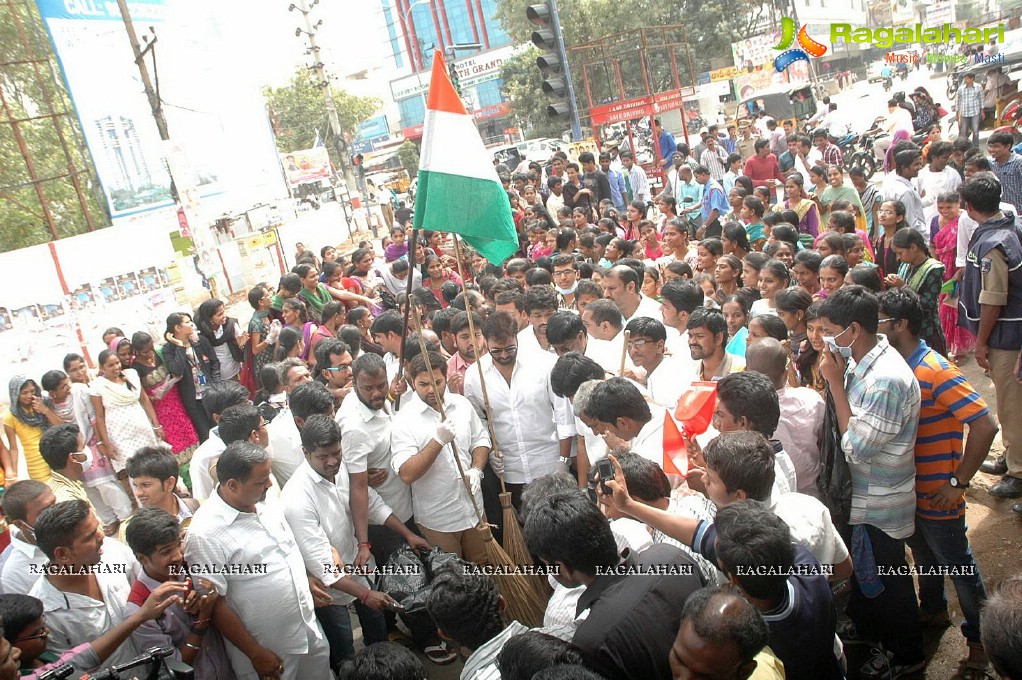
[877,318,895,324]
[325,365,352,372]
[15,625,49,642]
[489,346,518,356]
[627,339,653,349]
[553,270,576,278]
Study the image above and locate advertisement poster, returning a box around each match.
[282,147,332,189]
[731,32,811,101]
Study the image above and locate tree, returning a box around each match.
[263,67,380,164]
[1,0,109,252]
[500,48,565,139]
[396,140,420,178]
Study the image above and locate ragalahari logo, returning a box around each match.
[773,17,828,73]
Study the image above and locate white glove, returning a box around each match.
[466,467,483,497]
[266,319,282,344]
[489,450,505,476]
[433,421,457,446]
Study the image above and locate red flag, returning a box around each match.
[674,382,718,439]
[663,410,688,477]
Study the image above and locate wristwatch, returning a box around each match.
[949,476,970,489]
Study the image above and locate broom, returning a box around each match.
[410,303,547,628]
[451,236,547,598]
[619,329,631,376]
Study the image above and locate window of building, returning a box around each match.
[398,96,426,129]
[474,79,504,108]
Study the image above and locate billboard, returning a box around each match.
[282,147,332,188]
[35,0,286,223]
[731,31,811,100]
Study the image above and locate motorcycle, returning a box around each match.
[995,100,1022,145]
[883,77,892,92]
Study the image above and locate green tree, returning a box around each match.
[264,67,381,165]
[500,48,564,139]
[396,140,420,178]
[1,0,109,252]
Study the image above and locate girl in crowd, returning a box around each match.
[640,222,663,261]
[294,263,335,324]
[656,195,678,235]
[830,200,873,259]
[818,165,864,226]
[255,364,287,424]
[846,264,884,292]
[572,208,596,232]
[722,294,751,357]
[348,307,384,356]
[775,286,813,384]
[931,191,975,362]
[163,312,217,441]
[797,303,828,398]
[791,249,822,296]
[247,285,281,383]
[747,313,789,348]
[721,222,750,261]
[696,238,723,274]
[807,165,828,197]
[3,376,61,483]
[875,199,907,278]
[740,252,767,302]
[621,200,646,240]
[752,259,789,317]
[196,299,247,382]
[887,228,949,356]
[816,233,847,260]
[819,254,850,300]
[767,240,795,269]
[641,266,661,299]
[425,255,463,309]
[274,326,305,362]
[848,165,881,239]
[656,219,700,271]
[131,332,198,465]
[345,247,385,297]
[384,226,409,262]
[661,260,694,284]
[713,254,743,304]
[596,218,618,236]
[281,298,317,363]
[725,188,747,224]
[778,174,820,237]
[843,233,868,268]
[91,348,162,479]
[269,273,302,324]
[695,274,720,309]
[601,237,630,268]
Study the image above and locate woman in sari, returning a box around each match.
[932,192,976,362]
[163,312,218,441]
[3,375,61,482]
[91,349,162,475]
[131,332,198,465]
[777,174,820,237]
[886,228,948,356]
[246,284,280,384]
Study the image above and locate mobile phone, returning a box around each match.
[595,459,615,495]
[180,576,193,599]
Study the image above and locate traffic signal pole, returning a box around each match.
[527,1,582,141]
[545,0,582,141]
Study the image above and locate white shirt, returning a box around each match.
[1,531,45,595]
[623,294,664,324]
[772,448,797,503]
[267,408,304,488]
[882,174,927,239]
[185,490,323,669]
[464,354,574,484]
[575,414,608,465]
[280,460,392,605]
[883,107,914,135]
[516,325,556,363]
[190,428,226,502]
[213,322,242,381]
[383,352,401,385]
[338,391,413,522]
[546,192,565,217]
[915,166,962,226]
[645,354,693,411]
[665,328,690,361]
[770,492,850,566]
[390,392,490,532]
[750,298,775,318]
[30,564,136,669]
[775,387,825,498]
[630,406,666,466]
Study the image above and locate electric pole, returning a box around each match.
[116,0,169,143]
[295,0,358,196]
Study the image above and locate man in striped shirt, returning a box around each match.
[879,288,998,674]
[817,286,925,680]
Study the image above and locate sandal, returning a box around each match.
[424,642,457,665]
[962,642,994,680]
[387,629,414,649]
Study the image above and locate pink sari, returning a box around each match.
[933,218,975,356]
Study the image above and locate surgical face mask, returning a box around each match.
[555,281,579,296]
[822,326,854,359]
[72,448,94,474]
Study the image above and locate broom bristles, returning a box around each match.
[500,492,548,599]
[476,523,548,628]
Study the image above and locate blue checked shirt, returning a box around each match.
[838,337,920,540]
[993,152,1022,213]
[956,83,983,117]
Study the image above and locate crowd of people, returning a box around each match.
[0,102,1020,680]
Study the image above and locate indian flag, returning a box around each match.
[412,50,518,264]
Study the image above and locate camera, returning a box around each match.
[82,647,193,680]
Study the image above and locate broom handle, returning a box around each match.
[393,227,419,412]
[410,303,486,523]
[619,329,631,376]
[451,236,507,494]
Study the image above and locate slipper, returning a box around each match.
[961,662,995,680]
[387,630,414,649]
[424,643,457,665]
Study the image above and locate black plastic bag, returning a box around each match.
[378,546,461,614]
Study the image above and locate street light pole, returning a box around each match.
[403,0,431,117]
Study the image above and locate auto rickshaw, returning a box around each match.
[734,83,818,129]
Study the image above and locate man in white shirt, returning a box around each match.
[1,480,55,595]
[581,299,640,376]
[267,380,334,488]
[746,339,825,498]
[338,354,414,571]
[604,265,662,324]
[624,317,687,410]
[185,441,331,679]
[517,285,559,361]
[551,356,612,485]
[915,141,962,227]
[545,310,610,366]
[189,381,251,502]
[583,377,666,466]
[465,313,574,508]
[873,98,915,159]
[391,351,491,565]
[659,279,704,363]
[281,414,427,671]
[30,500,138,670]
[369,310,405,387]
[882,146,928,239]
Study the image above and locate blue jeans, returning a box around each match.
[959,114,981,145]
[315,600,388,669]
[906,515,987,643]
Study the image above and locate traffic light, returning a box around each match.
[448,59,462,97]
[526,1,580,137]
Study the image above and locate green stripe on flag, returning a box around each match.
[412,169,518,264]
